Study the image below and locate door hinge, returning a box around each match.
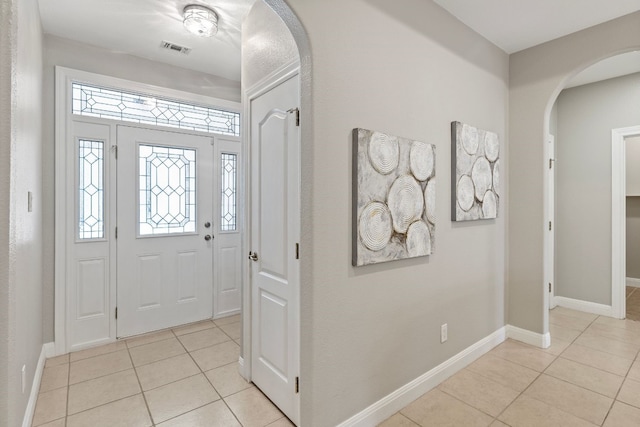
[549,158,552,169]
[115,226,118,239]
[295,376,299,393]
[549,283,552,293]
[115,307,118,319]
[548,221,552,231]
[288,108,300,126]
[114,145,118,160]
[295,243,299,260]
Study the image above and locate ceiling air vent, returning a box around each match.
[160,41,191,55]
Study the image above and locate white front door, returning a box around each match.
[117,125,214,337]
[250,73,300,423]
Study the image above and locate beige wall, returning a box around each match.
[554,73,640,304]
[626,136,640,196]
[40,35,242,343]
[509,12,640,334]
[249,1,509,425]
[0,0,44,425]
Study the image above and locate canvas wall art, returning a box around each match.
[451,121,500,221]
[352,128,436,266]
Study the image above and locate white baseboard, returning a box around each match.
[505,325,550,348]
[554,296,613,317]
[22,343,54,427]
[627,278,640,288]
[336,327,506,427]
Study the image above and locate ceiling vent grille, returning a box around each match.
[160,41,191,55]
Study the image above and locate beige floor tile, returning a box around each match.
[439,369,519,417]
[172,320,215,336]
[205,362,252,397]
[39,364,69,393]
[129,337,186,367]
[617,378,640,409]
[574,332,640,360]
[136,353,200,391]
[561,343,634,376]
[191,341,239,371]
[70,341,128,362]
[45,354,69,368]
[550,323,582,342]
[145,374,220,424]
[467,353,539,392]
[126,329,176,348]
[489,421,510,427]
[594,316,640,332]
[177,327,230,352]
[498,395,597,427]
[32,388,67,426]
[603,401,640,426]
[266,417,296,427]
[544,357,624,398]
[69,349,132,384]
[66,394,152,427]
[549,311,594,331]
[157,400,240,427]
[542,337,572,356]
[399,389,493,427]
[627,359,640,381]
[489,340,557,372]
[36,418,66,427]
[378,413,419,427]
[67,369,140,415]
[523,374,612,425]
[552,307,599,322]
[225,387,285,427]
[214,314,240,326]
[219,322,241,340]
[586,322,640,345]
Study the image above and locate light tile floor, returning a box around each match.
[626,286,640,321]
[32,314,292,427]
[380,307,640,427]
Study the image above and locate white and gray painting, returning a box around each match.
[451,121,500,221]
[353,128,436,266]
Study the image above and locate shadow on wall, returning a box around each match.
[364,0,507,78]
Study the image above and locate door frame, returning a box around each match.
[54,67,241,355]
[546,134,556,309]
[611,126,640,319]
[240,59,300,390]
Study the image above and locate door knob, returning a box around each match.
[204,235,212,241]
[248,251,258,261]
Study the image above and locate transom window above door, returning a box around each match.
[71,83,240,137]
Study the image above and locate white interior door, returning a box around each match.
[547,134,556,309]
[250,73,300,423]
[117,125,214,337]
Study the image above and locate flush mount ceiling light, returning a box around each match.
[183,4,218,37]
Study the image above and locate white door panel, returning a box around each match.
[117,126,214,337]
[250,73,300,424]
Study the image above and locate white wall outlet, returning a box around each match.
[440,323,448,343]
[21,364,26,393]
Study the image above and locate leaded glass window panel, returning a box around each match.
[72,83,240,137]
[78,139,104,239]
[139,145,196,236]
[220,153,237,231]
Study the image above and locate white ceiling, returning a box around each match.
[39,0,640,86]
[38,0,256,82]
[433,0,640,54]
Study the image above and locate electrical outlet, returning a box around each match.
[21,365,26,393]
[440,324,448,343]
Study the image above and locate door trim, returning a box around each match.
[241,59,300,381]
[611,126,640,319]
[54,67,241,355]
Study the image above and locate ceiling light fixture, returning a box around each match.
[183,4,218,37]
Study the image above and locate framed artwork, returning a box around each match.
[352,128,435,266]
[451,121,500,221]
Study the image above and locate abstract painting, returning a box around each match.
[352,128,436,266]
[451,121,500,221]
